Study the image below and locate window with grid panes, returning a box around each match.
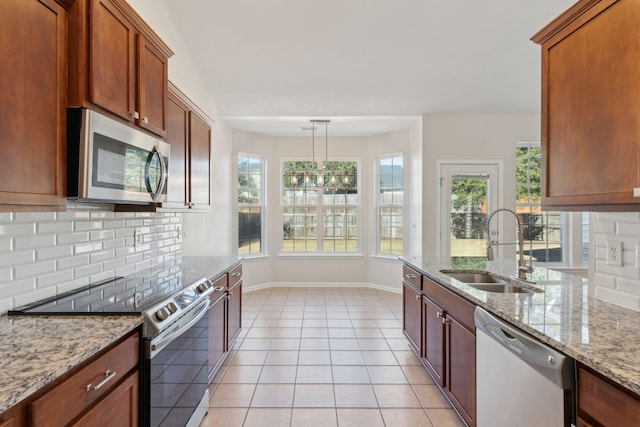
[281,160,359,253]
[238,155,264,255]
[377,155,403,256]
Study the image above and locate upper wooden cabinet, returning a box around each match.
[68,0,173,137]
[532,0,640,210]
[164,83,211,210]
[0,0,69,212]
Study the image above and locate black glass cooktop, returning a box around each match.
[9,264,184,315]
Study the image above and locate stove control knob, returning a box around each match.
[166,302,177,314]
[197,281,210,294]
[155,307,170,321]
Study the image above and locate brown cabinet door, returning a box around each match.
[227,281,242,348]
[402,282,422,355]
[0,0,66,210]
[71,370,139,427]
[165,90,189,206]
[422,296,445,387]
[188,111,211,207]
[137,34,167,137]
[208,294,227,381]
[89,0,136,122]
[446,316,476,427]
[535,0,640,209]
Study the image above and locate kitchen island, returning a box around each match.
[402,256,640,395]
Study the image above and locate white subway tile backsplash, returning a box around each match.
[14,212,57,222]
[38,221,73,233]
[74,241,103,255]
[593,273,616,289]
[596,287,640,311]
[56,255,90,270]
[14,261,56,280]
[37,245,74,261]
[0,250,35,268]
[0,223,36,236]
[14,235,55,250]
[0,206,181,314]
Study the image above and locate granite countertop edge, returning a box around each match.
[400,256,640,397]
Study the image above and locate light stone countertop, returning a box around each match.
[0,255,242,416]
[401,256,640,396]
[0,315,143,414]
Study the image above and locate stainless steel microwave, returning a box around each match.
[67,108,170,204]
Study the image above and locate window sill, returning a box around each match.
[277,253,364,260]
[240,254,269,261]
[370,254,404,261]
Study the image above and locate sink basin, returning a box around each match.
[442,271,507,284]
[440,270,541,294]
[467,283,533,294]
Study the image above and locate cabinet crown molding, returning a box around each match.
[531,0,603,44]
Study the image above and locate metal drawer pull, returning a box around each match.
[231,272,241,277]
[405,273,416,279]
[213,286,225,292]
[436,312,443,318]
[86,370,116,392]
[415,294,420,301]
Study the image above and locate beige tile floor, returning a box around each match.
[200,287,465,427]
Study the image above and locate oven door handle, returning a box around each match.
[150,298,209,356]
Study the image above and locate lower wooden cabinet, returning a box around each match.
[402,281,422,355]
[227,280,242,347]
[446,315,476,426]
[422,296,445,387]
[577,363,640,426]
[208,290,227,382]
[71,370,138,427]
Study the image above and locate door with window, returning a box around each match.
[439,163,500,257]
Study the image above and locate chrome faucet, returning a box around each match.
[486,208,533,281]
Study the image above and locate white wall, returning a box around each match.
[421,113,541,257]
[233,127,419,292]
[127,0,235,257]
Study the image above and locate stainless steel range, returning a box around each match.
[9,267,224,427]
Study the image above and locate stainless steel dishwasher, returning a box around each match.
[474,307,575,427]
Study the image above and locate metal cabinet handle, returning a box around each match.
[213,286,225,292]
[86,370,116,392]
[441,317,450,324]
[143,116,149,124]
[415,294,420,301]
[132,111,140,120]
[406,274,417,279]
[436,312,443,318]
[231,272,241,277]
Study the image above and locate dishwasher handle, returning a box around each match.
[474,306,574,389]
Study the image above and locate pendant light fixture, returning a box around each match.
[310,119,330,187]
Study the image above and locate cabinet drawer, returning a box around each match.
[423,277,475,332]
[229,264,242,287]
[211,273,228,290]
[578,365,640,426]
[403,265,421,290]
[30,332,139,427]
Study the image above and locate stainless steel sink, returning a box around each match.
[467,283,533,294]
[443,272,507,284]
[440,270,541,294]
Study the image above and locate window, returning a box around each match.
[282,160,359,254]
[516,144,588,265]
[377,155,403,256]
[238,155,264,255]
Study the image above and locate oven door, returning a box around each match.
[143,298,209,427]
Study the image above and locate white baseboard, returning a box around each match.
[243,282,401,294]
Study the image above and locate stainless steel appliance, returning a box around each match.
[9,267,223,427]
[67,108,170,204]
[474,307,575,427]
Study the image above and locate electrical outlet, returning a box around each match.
[607,240,623,267]
[134,228,142,248]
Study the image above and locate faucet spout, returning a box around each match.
[485,208,533,280]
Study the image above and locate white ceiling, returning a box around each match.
[163,0,575,136]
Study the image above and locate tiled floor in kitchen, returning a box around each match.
[201,287,465,427]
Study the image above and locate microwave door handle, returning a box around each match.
[149,146,167,202]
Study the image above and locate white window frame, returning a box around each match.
[280,158,361,256]
[516,142,588,268]
[238,153,265,257]
[375,153,404,258]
